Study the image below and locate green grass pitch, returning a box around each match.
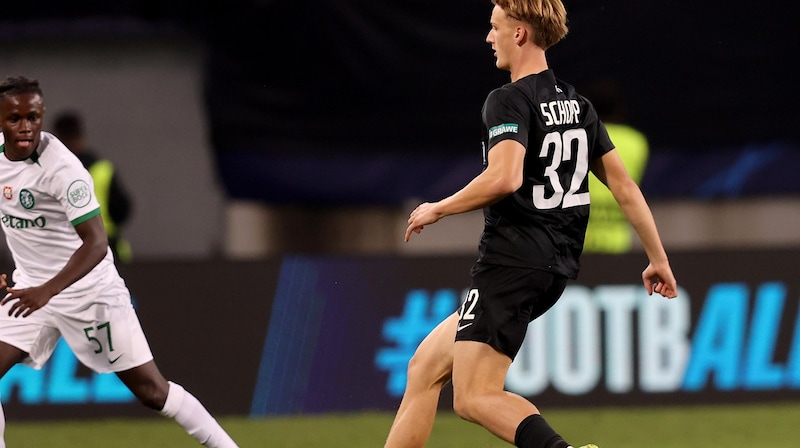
[5,402,800,447]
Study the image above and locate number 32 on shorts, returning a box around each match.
[459,289,479,322]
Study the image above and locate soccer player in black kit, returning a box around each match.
[383,1,678,448]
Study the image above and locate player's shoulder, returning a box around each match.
[485,78,532,112]
[37,132,83,168]
[487,80,520,100]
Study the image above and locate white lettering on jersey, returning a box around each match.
[539,100,581,126]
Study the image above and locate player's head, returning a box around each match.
[490,0,568,50]
[0,76,43,98]
[0,76,46,161]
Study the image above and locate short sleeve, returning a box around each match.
[483,86,530,150]
[51,159,102,226]
[592,119,616,161]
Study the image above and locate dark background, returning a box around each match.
[5,1,798,148]
[3,1,797,204]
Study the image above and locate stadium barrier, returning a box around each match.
[2,248,800,420]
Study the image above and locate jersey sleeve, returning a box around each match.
[51,158,102,226]
[483,86,530,150]
[591,120,615,161]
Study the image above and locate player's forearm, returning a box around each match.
[43,240,107,295]
[616,185,669,264]
[435,172,516,217]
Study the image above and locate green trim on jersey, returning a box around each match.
[71,207,101,226]
[0,144,42,166]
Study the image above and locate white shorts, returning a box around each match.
[0,285,153,373]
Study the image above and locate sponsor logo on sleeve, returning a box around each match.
[67,180,92,208]
[488,123,519,139]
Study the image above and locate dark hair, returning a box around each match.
[53,111,85,141]
[0,76,43,97]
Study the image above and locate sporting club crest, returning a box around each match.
[19,189,35,209]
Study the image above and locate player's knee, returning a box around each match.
[406,352,429,381]
[452,391,480,423]
[407,353,451,388]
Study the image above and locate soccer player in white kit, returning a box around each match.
[0,76,239,447]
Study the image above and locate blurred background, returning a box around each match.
[1,0,800,436]
[2,0,798,259]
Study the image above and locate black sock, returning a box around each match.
[514,414,570,448]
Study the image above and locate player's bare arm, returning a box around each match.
[1,215,109,317]
[405,140,525,242]
[591,149,677,298]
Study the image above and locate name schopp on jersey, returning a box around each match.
[540,99,581,126]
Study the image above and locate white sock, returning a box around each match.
[160,381,238,448]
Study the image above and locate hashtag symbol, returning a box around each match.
[375,289,458,396]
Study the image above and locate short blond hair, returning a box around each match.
[492,0,568,49]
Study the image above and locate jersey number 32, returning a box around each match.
[532,129,590,210]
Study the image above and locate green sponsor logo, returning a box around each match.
[1,214,46,229]
[488,123,519,139]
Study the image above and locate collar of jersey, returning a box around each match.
[0,143,42,164]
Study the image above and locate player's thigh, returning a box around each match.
[0,340,28,376]
[407,312,458,385]
[0,303,61,370]
[59,301,153,373]
[452,340,511,396]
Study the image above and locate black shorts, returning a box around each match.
[455,263,568,360]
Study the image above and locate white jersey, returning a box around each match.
[0,132,125,299]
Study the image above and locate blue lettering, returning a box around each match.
[785,298,800,388]
[0,339,134,405]
[49,340,91,403]
[683,283,747,391]
[94,372,134,402]
[742,282,785,389]
[0,364,46,404]
[375,289,458,396]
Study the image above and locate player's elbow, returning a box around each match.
[86,236,110,262]
[609,176,640,203]
[492,174,522,197]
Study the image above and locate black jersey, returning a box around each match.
[476,69,614,279]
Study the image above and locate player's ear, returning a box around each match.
[514,26,526,44]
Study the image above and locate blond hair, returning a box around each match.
[492,0,568,49]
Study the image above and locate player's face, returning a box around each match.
[0,93,44,161]
[486,5,517,71]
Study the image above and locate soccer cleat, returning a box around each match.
[577,445,599,448]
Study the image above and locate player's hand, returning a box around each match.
[404,202,442,242]
[1,284,54,318]
[0,273,6,290]
[642,262,677,298]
